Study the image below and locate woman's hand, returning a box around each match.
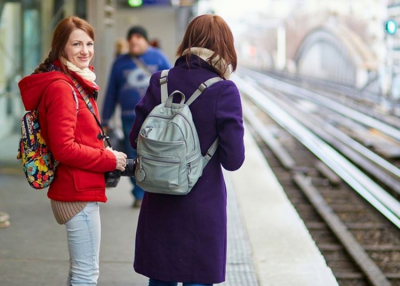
[107,147,127,171]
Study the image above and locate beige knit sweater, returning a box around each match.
[51,200,88,224]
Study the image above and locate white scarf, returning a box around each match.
[183,48,232,79]
[60,57,96,82]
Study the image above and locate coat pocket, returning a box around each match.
[72,168,105,191]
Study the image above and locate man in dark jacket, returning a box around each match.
[102,26,171,207]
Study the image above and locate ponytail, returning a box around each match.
[33,51,57,74]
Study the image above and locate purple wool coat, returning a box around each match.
[129,55,245,284]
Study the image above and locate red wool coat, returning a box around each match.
[18,64,116,202]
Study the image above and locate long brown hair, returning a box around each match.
[176,14,237,77]
[34,16,95,74]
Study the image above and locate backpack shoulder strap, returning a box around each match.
[159,69,170,103]
[204,138,219,162]
[186,77,223,165]
[67,83,79,112]
[186,77,222,106]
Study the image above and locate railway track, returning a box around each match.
[261,69,400,123]
[240,67,400,137]
[233,72,400,286]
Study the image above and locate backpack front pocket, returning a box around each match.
[136,154,181,189]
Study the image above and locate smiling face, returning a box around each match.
[64,28,94,69]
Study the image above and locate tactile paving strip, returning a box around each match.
[218,171,259,286]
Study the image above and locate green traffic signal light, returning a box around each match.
[128,0,143,7]
[385,19,397,35]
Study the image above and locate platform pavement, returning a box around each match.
[0,133,258,285]
[0,172,148,285]
[233,128,338,286]
[0,129,338,285]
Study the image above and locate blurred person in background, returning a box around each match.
[18,16,127,285]
[101,25,171,208]
[0,212,10,228]
[129,14,245,286]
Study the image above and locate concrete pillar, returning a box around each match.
[276,26,286,70]
[87,0,116,111]
[175,6,193,48]
[355,68,368,89]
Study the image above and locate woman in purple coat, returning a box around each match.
[129,14,245,286]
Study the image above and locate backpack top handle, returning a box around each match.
[165,90,185,109]
[159,69,222,106]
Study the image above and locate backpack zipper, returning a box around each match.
[147,113,197,150]
[175,113,196,150]
[139,155,180,165]
[187,156,201,175]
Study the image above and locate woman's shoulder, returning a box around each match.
[114,53,130,64]
[146,46,165,56]
[43,78,77,106]
[220,78,238,90]
[206,77,239,96]
[45,78,74,94]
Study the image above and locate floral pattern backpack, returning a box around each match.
[17,110,56,189]
[17,84,78,189]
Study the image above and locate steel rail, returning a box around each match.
[242,99,392,286]
[262,91,400,195]
[323,123,400,178]
[293,173,391,286]
[264,69,383,104]
[258,83,400,214]
[239,68,400,143]
[242,105,296,170]
[241,69,400,180]
[263,68,400,131]
[233,74,400,229]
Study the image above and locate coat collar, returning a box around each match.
[52,60,99,98]
[175,54,220,76]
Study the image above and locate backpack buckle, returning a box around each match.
[198,83,207,92]
[160,76,168,85]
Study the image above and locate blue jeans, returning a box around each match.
[122,118,145,200]
[148,279,213,286]
[65,202,101,286]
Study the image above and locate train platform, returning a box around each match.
[0,130,338,285]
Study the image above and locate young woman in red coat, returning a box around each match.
[130,14,245,286]
[18,17,127,285]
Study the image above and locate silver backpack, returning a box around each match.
[135,69,222,195]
